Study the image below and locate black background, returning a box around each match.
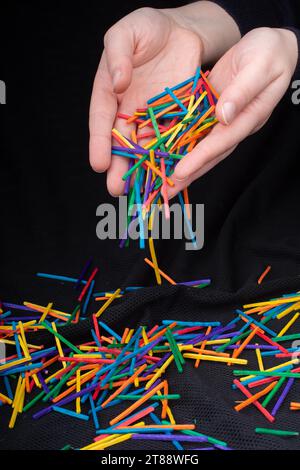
[1,0,300,451]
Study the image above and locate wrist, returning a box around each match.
[162,1,241,63]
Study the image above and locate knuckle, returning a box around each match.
[135,7,156,17]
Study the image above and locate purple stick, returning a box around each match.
[2,303,38,312]
[271,377,294,416]
[75,258,92,290]
[212,344,278,351]
[125,160,134,195]
[132,434,207,443]
[177,279,211,286]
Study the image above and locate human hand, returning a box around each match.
[89,3,240,196]
[170,27,298,197]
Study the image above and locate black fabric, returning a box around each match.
[1,0,300,451]
[213,0,300,77]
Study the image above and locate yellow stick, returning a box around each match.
[240,358,299,382]
[51,322,67,368]
[255,344,264,371]
[243,297,300,309]
[145,356,174,390]
[76,369,81,414]
[149,237,162,285]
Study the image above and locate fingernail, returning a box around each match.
[108,189,119,198]
[222,102,236,125]
[174,175,188,182]
[112,70,122,91]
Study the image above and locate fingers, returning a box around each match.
[89,55,117,173]
[215,60,280,125]
[107,98,137,196]
[174,61,286,183]
[168,146,236,199]
[104,23,134,94]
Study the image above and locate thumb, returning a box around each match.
[104,23,134,94]
[215,60,277,125]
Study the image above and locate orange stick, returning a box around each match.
[118,424,195,431]
[232,326,260,359]
[149,83,192,107]
[109,381,165,426]
[171,106,215,151]
[195,327,211,368]
[161,379,168,419]
[121,328,130,344]
[101,364,147,408]
[160,158,170,219]
[201,71,219,99]
[188,348,230,358]
[258,265,271,285]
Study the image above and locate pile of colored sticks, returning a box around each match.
[113,67,219,249]
[0,270,227,450]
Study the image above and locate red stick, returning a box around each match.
[234,379,275,422]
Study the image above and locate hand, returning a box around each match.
[89,3,240,196]
[170,27,298,197]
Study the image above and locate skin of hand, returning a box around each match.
[169,27,298,198]
[89,2,240,196]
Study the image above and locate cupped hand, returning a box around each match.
[170,27,298,197]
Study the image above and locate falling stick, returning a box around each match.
[258,265,271,285]
[109,381,165,426]
[101,364,147,408]
[144,258,176,285]
[76,369,81,414]
[51,322,67,368]
[78,267,98,302]
[160,158,170,220]
[233,379,275,423]
[94,288,121,318]
[271,377,294,416]
[38,302,53,323]
[148,237,161,285]
[235,381,277,411]
[183,187,191,220]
